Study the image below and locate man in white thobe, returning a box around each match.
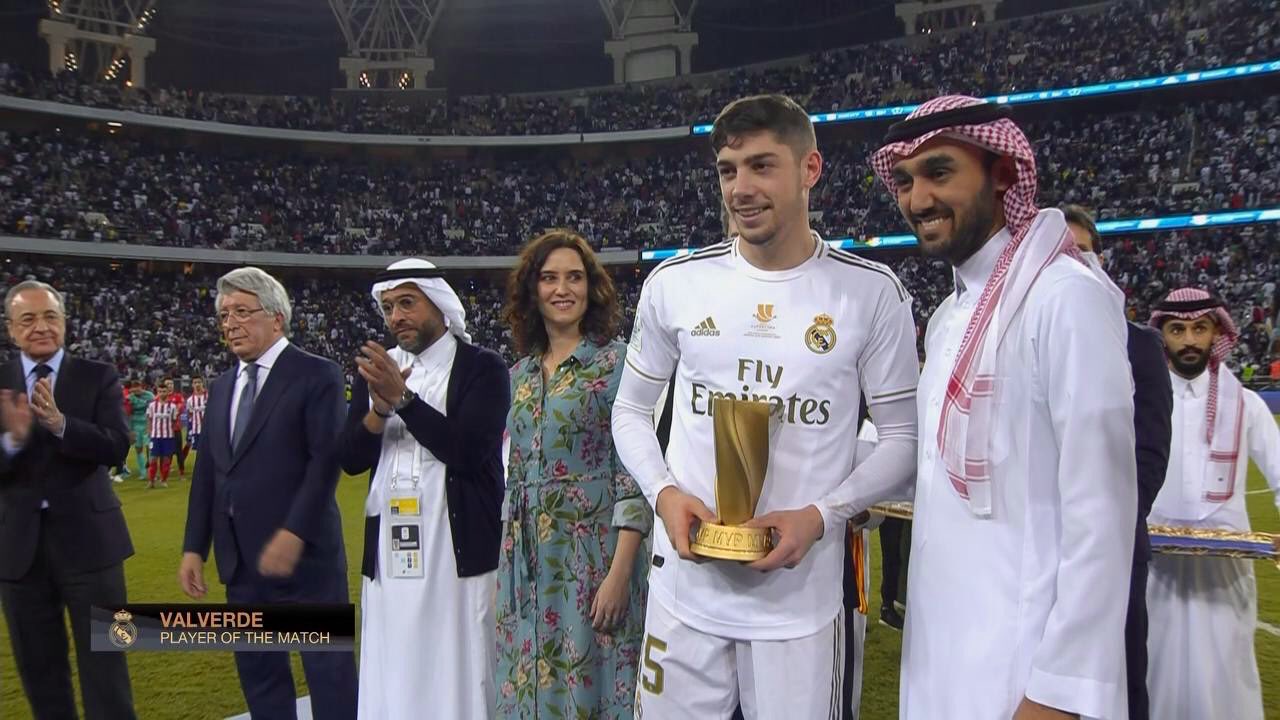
[871,95,1137,719]
[338,259,511,719]
[1145,287,1280,720]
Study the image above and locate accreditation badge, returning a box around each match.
[387,487,424,579]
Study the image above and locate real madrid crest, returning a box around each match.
[110,609,138,649]
[805,313,837,355]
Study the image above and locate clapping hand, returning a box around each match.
[30,378,65,435]
[0,389,34,445]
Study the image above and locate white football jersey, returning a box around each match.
[625,234,918,640]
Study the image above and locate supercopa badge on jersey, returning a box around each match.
[804,313,837,354]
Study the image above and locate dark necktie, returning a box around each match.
[231,363,259,451]
[32,363,53,397]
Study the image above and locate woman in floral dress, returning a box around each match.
[495,229,651,719]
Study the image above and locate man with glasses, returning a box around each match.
[179,267,357,720]
[0,279,137,719]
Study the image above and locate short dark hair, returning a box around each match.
[710,94,816,159]
[503,229,621,357]
[1061,204,1102,252]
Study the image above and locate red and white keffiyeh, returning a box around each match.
[872,95,1077,517]
[1150,287,1244,503]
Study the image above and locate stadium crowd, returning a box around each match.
[0,0,1275,136]
[3,223,1275,386]
[2,94,1276,256]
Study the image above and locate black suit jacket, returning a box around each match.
[0,354,132,580]
[183,343,348,589]
[339,339,509,580]
[1128,322,1173,562]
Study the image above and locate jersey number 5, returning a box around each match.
[640,633,667,695]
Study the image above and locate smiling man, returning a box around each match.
[179,267,357,720]
[1145,288,1280,720]
[612,94,919,719]
[872,96,1136,720]
[0,279,136,719]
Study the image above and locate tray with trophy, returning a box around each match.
[870,501,1280,566]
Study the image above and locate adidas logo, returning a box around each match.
[691,317,721,337]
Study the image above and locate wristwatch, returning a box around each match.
[392,388,417,412]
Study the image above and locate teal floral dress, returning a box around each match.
[496,338,652,719]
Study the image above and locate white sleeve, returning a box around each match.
[813,287,920,536]
[1243,389,1280,514]
[815,396,917,535]
[2,432,24,458]
[612,277,682,507]
[857,422,879,443]
[1024,273,1137,718]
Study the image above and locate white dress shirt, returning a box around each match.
[229,336,289,436]
[1151,370,1280,528]
[901,229,1137,720]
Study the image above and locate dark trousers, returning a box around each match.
[878,518,910,607]
[1126,559,1150,720]
[226,566,357,720]
[840,525,860,720]
[0,516,135,720]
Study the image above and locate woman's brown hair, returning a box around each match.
[503,229,621,357]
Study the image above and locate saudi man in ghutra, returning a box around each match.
[1145,288,1280,720]
[338,258,511,719]
[871,96,1137,719]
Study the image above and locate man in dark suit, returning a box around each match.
[0,279,136,720]
[178,267,357,720]
[1065,206,1173,720]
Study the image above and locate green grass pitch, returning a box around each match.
[2,440,1278,719]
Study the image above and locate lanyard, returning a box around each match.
[386,428,424,491]
[384,355,423,491]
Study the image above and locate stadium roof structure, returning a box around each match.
[154,0,343,54]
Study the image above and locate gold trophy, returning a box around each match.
[691,397,773,561]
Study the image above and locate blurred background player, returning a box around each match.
[145,382,179,488]
[185,376,207,459]
[160,378,188,477]
[111,382,133,483]
[126,377,154,480]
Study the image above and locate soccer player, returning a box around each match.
[185,376,207,457]
[145,383,179,488]
[126,378,154,479]
[159,378,188,476]
[611,94,920,718]
[111,382,133,482]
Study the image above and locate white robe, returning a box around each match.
[902,230,1137,719]
[357,335,497,720]
[1145,371,1280,720]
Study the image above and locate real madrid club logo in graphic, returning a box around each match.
[805,314,837,355]
[110,609,138,649]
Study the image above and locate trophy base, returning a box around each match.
[691,522,773,562]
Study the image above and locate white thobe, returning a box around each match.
[902,230,1137,720]
[1145,370,1280,720]
[357,334,496,720]
[846,420,886,719]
